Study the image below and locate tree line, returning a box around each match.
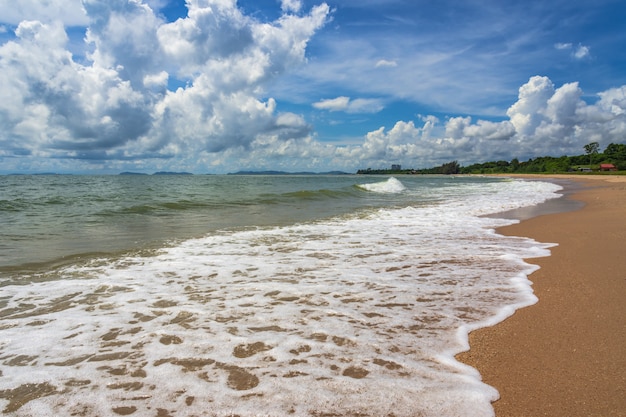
[357,142,626,175]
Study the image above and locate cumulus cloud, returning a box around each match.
[504,75,586,151]
[447,117,515,142]
[345,76,626,169]
[0,0,330,167]
[313,96,384,113]
[506,75,556,136]
[597,87,626,116]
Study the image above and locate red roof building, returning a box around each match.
[599,163,617,171]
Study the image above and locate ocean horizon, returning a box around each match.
[0,174,561,416]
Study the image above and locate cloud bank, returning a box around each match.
[350,76,626,169]
[0,0,330,172]
[0,1,624,174]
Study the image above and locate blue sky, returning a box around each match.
[0,0,625,173]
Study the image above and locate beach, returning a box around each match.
[458,175,626,417]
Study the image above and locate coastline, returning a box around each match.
[458,174,626,416]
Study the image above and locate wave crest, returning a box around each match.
[357,177,407,193]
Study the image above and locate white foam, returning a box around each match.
[358,176,407,193]
[0,179,561,416]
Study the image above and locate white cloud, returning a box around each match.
[554,42,591,60]
[448,117,516,142]
[313,96,350,111]
[313,96,384,113]
[348,98,384,113]
[597,86,626,116]
[504,76,585,145]
[573,44,590,59]
[0,0,331,168]
[0,0,88,26]
[281,0,302,14]
[554,42,572,50]
[506,76,555,136]
[375,59,397,68]
[143,70,169,89]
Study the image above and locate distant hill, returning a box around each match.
[119,172,148,175]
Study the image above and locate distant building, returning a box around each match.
[391,164,401,171]
[599,163,617,171]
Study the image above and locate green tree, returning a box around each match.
[545,156,571,172]
[584,142,600,165]
[604,143,626,161]
[440,160,460,175]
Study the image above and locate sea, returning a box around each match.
[0,174,563,417]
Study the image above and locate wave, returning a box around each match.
[281,188,356,200]
[96,201,211,216]
[356,177,407,193]
[0,199,24,212]
[97,186,361,217]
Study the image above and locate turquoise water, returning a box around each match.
[0,174,562,416]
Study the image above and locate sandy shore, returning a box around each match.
[457,174,626,417]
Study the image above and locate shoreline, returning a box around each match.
[457,174,626,416]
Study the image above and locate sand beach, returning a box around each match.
[458,175,626,417]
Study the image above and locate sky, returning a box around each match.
[0,0,625,174]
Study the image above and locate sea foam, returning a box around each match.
[357,176,407,193]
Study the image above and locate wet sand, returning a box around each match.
[458,174,626,416]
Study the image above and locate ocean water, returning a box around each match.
[0,174,561,417]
